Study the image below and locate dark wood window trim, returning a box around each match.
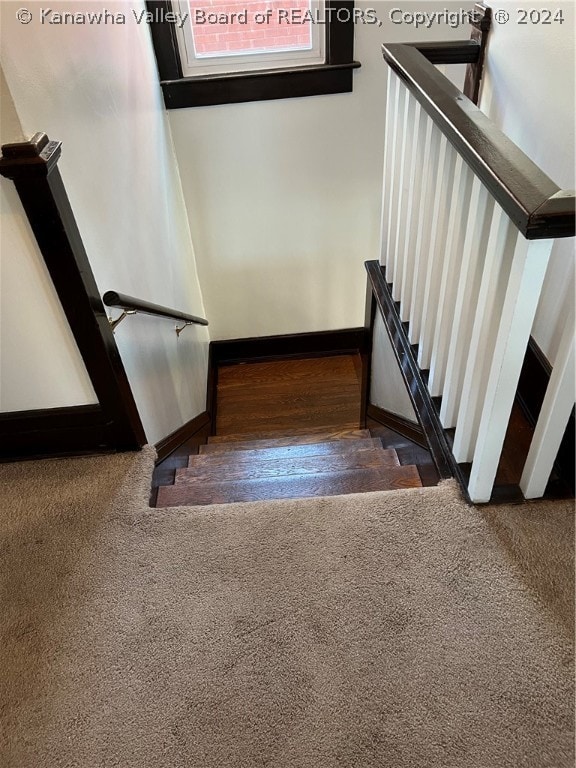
[146,0,360,108]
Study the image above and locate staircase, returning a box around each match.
[156,426,422,507]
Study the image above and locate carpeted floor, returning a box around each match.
[0,447,573,768]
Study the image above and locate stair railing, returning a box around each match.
[372,42,574,503]
[103,291,208,335]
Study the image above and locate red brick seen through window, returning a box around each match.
[190,0,313,56]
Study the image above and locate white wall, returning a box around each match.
[169,1,466,340]
[480,0,575,366]
[370,313,418,421]
[1,1,209,443]
[0,65,97,412]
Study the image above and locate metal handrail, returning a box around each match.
[382,42,575,240]
[103,290,208,335]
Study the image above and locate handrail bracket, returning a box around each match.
[175,321,194,338]
[109,309,137,332]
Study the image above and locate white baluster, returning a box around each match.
[440,181,494,427]
[520,320,575,498]
[467,238,554,503]
[391,84,416,302]
[408,120,442,343]
[417,135,457,370]
[453,208,516,462]
[384,73,403,278]
[380,71,399,267]
[399,99,424,321]
[428,158,474,395]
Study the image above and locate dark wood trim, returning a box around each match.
[147,0,360,108]
[365,261,455,482]
[414,40,481,65]
[326,0,355,64]
[517,337,553,424]
[462,3,491,105]
[517,337,575,495]
[366,404,427,450]
[0,134,146,453]
[206,343,218,437]
[161,62,359,109]
[155,410,211,463]
[210,329,369,365]
[381,43,575,239]
[146,0,182,80]
[0,405,115,461]
[360,278,377,428]
[103,291,208,327]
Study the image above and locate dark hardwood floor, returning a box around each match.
[215,356,362,436]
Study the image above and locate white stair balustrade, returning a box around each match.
[376,41,575,502]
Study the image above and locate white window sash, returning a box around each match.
[173,1,325,77]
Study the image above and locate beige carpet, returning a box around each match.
[0,447,573,768]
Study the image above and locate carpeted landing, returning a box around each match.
[0,447,573,767]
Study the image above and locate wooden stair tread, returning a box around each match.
[191,438,385,464]
[217,357,358,387]
[157,464,423,507]
[208,426,367,444]
[203,430,371,452]
[176,448,400,483]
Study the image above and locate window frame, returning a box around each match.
[173,0,325,76]
[146,0,360,109]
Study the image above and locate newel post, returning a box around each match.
[0,133,145,449]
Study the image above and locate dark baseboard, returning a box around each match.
[155,410,212,463]
[366,404,428,449]
[517,337,575,495]
[210,328,369,365]
[0,404,117,461]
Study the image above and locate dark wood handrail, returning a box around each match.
[103,291,208,326]
[382,42,575,240]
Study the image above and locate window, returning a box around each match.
[176,0,325,76]
[147,0,360,108]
